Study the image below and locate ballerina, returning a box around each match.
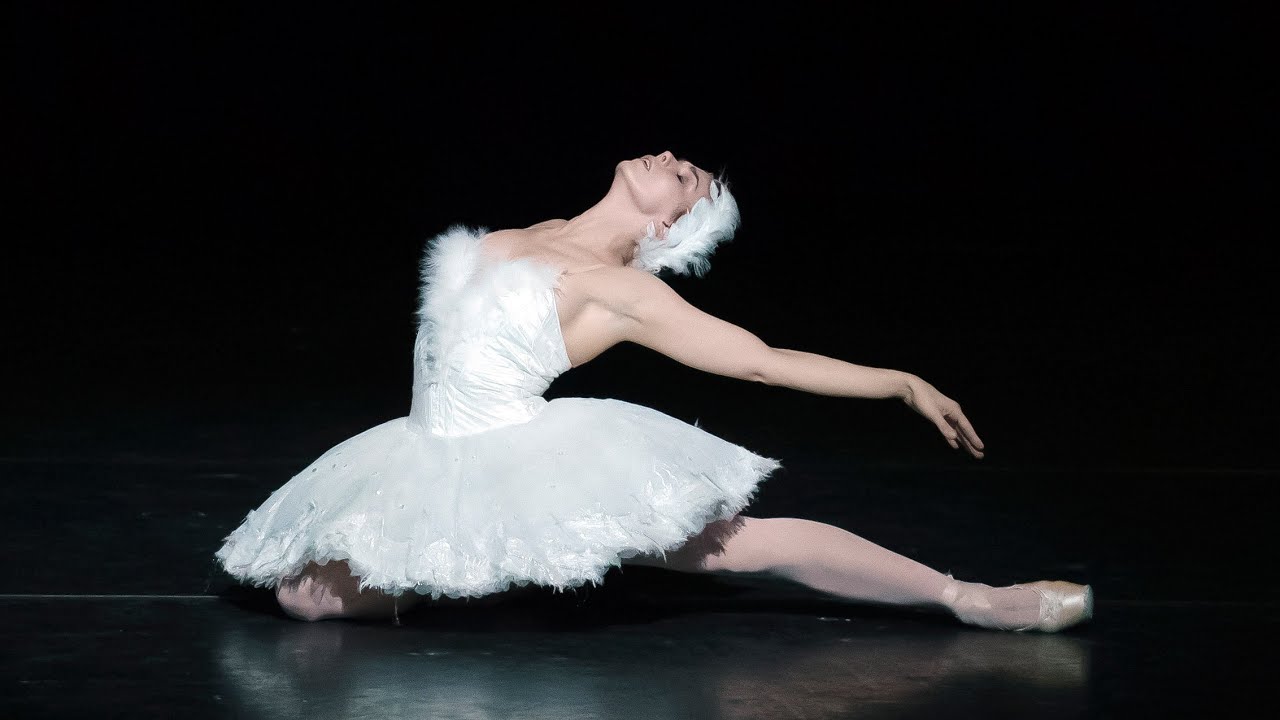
[215,151,1092,632]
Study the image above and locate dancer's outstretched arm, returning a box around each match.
[588,267,985,459]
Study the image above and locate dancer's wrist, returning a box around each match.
[896,372,921,402]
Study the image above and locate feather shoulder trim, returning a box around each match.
[416,224,564,329]
[416,224,488,326]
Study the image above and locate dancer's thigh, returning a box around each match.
[620,514,785,576]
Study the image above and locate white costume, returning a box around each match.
[215,225,782,599]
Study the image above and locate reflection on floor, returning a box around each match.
[3,462,1273,717]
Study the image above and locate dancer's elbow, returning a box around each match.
[751,347,791,386]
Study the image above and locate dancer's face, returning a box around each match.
[616,151,714,238]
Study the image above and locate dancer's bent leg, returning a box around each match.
[624,515,1042,627]
[275,560,424,622]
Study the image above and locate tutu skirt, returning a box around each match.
[215,397,782,599]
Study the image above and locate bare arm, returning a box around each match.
[761,349,912,399]
[602,269,911,400]
[593,268,985,458]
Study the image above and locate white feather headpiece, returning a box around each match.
[629,178,740,277]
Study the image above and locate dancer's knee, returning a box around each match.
[708,516,851,576]
[695,516,794,574]
[622,516,813,575]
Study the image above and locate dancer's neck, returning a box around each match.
[541,194,647,268]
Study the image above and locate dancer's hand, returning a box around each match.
[901,375,985,459]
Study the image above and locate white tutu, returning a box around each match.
[215,226,782,599]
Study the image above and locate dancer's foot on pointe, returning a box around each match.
[942,576,1094,632]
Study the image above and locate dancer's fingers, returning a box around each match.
[934,418,959,449]
[957,429,984,459]
[955,414,984,451]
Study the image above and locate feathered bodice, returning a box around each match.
[407,226,571,437]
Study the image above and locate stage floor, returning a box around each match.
[4,460,1272,718]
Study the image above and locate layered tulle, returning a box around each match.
[215,397,781,599]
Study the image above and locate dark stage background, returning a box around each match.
[9,4,1271,474]
[5,6,1278,715]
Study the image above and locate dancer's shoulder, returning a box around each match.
[570,265,682,319]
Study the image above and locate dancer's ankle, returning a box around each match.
[941,575,1042,631]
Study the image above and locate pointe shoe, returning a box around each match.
[943,577,1094,633]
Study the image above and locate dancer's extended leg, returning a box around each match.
[623,515,1043,628]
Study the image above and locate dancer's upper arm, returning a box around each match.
[602,268,777,383]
